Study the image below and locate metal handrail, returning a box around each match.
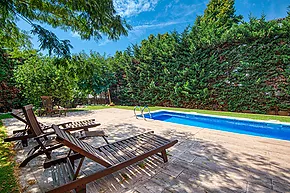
[134,106,142,119]
[141,106,151,120]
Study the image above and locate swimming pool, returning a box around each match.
[141,110,290,141]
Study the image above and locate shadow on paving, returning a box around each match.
[11,122,290,193]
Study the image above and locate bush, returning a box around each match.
[14,55,77,107]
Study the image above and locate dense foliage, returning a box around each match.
[1,0,289,114]
[13,52,115,107]
[0,0,131,56]
[0,48,23,112]
[109,5,290,114]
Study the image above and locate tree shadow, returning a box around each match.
[8,122,290,193]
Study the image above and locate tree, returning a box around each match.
[191,0,243,45]
[200,0,242,28]
[0,0,131,56]
[14,54,78,106]
[71,51,116,96]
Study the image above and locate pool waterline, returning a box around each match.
[139,110,290,141]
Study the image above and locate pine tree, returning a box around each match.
[192,0,243,45]
[200,0,242,29]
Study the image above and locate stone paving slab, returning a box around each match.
[3,108,290,193]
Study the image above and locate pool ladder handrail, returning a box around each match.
[134,106,142,119]
[141,106,152,120]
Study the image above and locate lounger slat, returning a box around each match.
[123,138,150,153]
[143,133,168,144]
[113,142,136,158]
[60,162,70,184]
[62,130,113,165]
[152,134,170,143]
[135,135,164,148]
[99,147,120,164]
[95,132,154,152]
[107,145,129,161]
[119,141,143,156]
[124,139,153,156]
[126,138,156,152]
[55,128,112,167]
[51,165,58,187]
[138,134,167,147]
[56,164,65,186]
[65,159,75,181]
[62,119,101,131]
[141,133,169,145]
[63,131,91,154]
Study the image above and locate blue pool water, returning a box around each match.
[141,111,290,141]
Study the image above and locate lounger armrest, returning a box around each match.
[61,123,101,132]
[13,129,27,134]
[56,122,73,127]
[34,132,55,140]
[84,130,106,137]
[41,122,72,131]
[43,153,84,168]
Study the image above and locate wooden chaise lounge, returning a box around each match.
[40,96,67,116]
[18,105,108,167]
[43,125,178,193]
[4,105,102,147]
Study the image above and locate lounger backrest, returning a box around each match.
[22,105,44,136]
[53,125,112,167]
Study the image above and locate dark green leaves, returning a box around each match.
[31,24,73,57]
[1,0,131,57]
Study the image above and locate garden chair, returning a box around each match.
[4,107,102,147]
[43,125,178,193]
[40,96,67,116]
[19,104,108,167]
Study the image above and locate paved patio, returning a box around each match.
[3,108,290,193]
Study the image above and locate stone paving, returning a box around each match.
[3,108,290,193]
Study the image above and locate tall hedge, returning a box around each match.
[0,49,23,112]
[111,17,290,114]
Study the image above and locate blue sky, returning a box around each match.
[17,0,289,56]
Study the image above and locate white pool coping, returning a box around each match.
[139,109,290,126]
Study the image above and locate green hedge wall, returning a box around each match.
[112,33,290,114]
[0,49,23,112]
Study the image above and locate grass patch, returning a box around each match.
[0,114,13,120]
[80,105,290,123]
[0,121,19,193]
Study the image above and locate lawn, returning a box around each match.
[0,114,13,120]
[2,105,288,123]
[0,121,19,193]
[81,105,290,123]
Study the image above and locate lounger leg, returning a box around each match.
[161,150,168,163]
[102,136,109,144]
[19,144,63,167]
[21,139,28,147]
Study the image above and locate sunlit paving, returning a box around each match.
[2,108,290,192]
[1,0,290,193]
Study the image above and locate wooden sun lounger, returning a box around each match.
[40,96,67,117]
[4,105,103,147]
[4,109,67,147]
[43,125,178,193]
[18,105,108,167]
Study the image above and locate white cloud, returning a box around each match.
[133,20,190,30]
[98,20,190,45]
[113,0,159,17]
[98,38,111,46]
[71,31,81,38]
